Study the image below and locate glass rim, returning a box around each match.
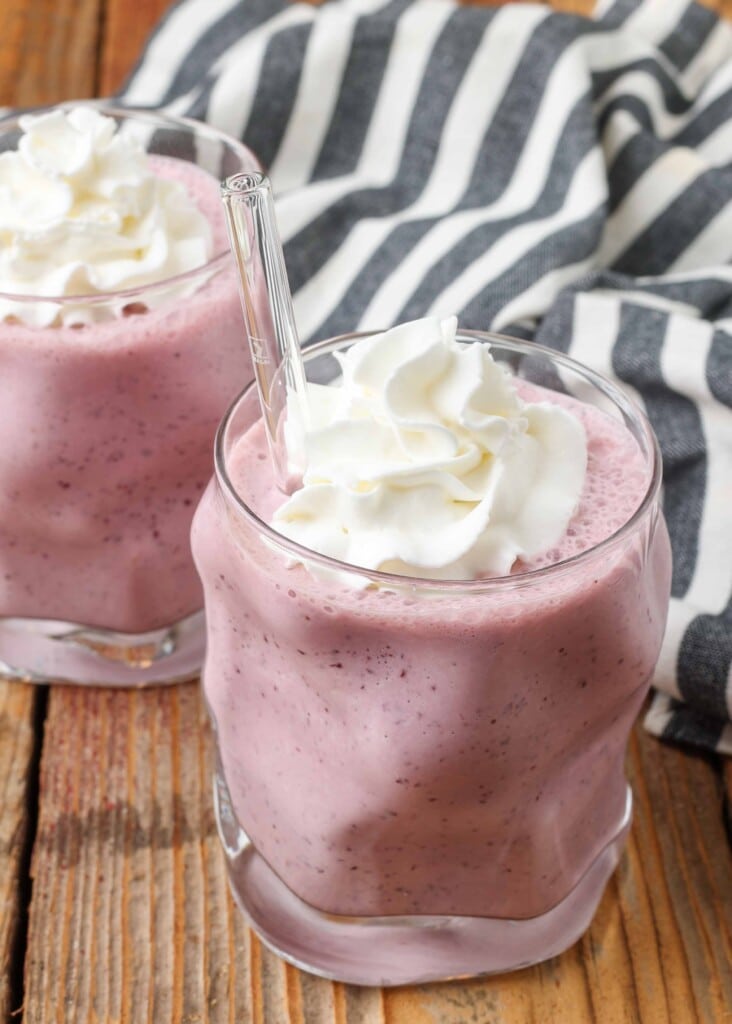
[214,329,664,592]
[0,100,260,306]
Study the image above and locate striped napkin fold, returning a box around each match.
[122,0,732,754]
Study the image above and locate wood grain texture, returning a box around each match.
[23,687,732,1024]
[4,0,732,104]
[22,684,372,1024]
[0,684,39,1022]
[99,0,172,96]
[0,0,100,108]
[2,0,732,1021]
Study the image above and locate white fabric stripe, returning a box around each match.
[636,265,732,285]
[591,289,699,318]
[491,259,595,332]
[596,147,709,266]
[643,692,677,736]
[567,291,621,382]
[586,28,676,75]
[121,0,242,105]
[623,0,692,51]
[593,57,732,140]
[679,17,732,98]
[661,316,732,616]
[427,148,606,319]
[268,2,370,191]
[668,197,732,272]
[655,598,691,698]
[206,4,317,143]
[564,292,646,410]
[355,27,592,330]
[288,5,547,339]
[399,5,547,221]
[717,718,732,756]
[285,18,730,335]
[594,0,621,20]
[277,0,455,242]
[697,118,732,165]
[601,108,642,165]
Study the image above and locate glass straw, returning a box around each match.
[220,172,308,492]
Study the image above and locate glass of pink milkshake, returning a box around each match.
[0,103,259,685]
[192,318,672,985]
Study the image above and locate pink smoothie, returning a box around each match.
[193,383,671,921]
[0,158,252,634]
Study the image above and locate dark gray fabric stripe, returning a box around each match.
[393,100,599,325]
[311,93,595,342]
[568,270,732,321]
[532,290,580,355]
[593,58,696,116]
[524,268,732,323]
[707,329,732,405]
[239,21,313,171]
[596,0,644,29]
[612,304,706,598]
[628,277,732,317]
[310,219,434,342]
[597,95,658,142]
[312,0,412,182]
[661,697,726,750]
[674,87,732,149]
[283,5,494,296]
[659,2,718,72]
[677,595,732,722]
[612,166,732,274]
[709,292,732,319]
[605,129,671,214]
[456,207,605,330]
[285,7,591,300]
[157,0,288,107]
[459,13,592,209]
[324,12,600,331]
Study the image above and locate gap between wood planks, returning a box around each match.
[4,687,46,1022]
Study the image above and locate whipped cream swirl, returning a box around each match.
[0,106,212,327]
[273,317,587,581]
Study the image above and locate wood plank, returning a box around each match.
[382,723,732,1024]
[0,685,39,1022]
[98,0,172,97]
[23,688,732,1024]
[0,0,100,109]
[22,684,350,1023]
[89,0,732,98]
[5,0,732,1021]
[4,0,732,106]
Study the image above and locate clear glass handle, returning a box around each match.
[221,172,307,491]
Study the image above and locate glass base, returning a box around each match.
[213,766,633,987]
[0,610,204,687]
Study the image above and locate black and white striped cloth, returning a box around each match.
[121,0,732,754]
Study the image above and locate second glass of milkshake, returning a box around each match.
[193,314,672,985]
[0,103,260,685]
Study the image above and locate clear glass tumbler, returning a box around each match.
[193,331,672,986]
[0,103,260,686]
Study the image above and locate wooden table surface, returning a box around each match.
[0,0,731,1021]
